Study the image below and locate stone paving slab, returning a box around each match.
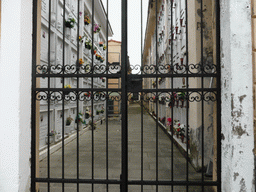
[39,103,214,191]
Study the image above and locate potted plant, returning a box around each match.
[63,84,71,95]
[65,18,76,28]
[66,116,73,126]
[84,15,91,25]
[99,41,103,47]
[152,81,156,88]
[79,58,84,65]
[79,35,84,43]
[85,39,92,50]
[179,125,185,142]
[85,111,90,119]
[100,57,105,63]
[96,110,100,115]
[75,112,85,130]
[84,91,91,97]
[93,47,97,55]
[158,77,163,83]
[177,92,186,108]
[103,44,106,51]
[95,54,101,60]
[93,24,101,33]
[45,130,56,144]
[65,116,73,135]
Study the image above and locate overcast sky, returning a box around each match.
[102,0,149,73]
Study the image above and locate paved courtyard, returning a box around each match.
[39,103,213,192]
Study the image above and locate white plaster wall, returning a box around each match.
[0,0,32,191]
[221,0,254,191]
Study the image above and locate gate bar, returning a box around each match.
[155,1,159,191]
[185,0,189,190]
[105,0,109,191]
[47,1,52,191]
[200,0,205,191]
[61,0,66,191]
[140,0,144,191]
[121,0,128,191]
[216,0,221,191]
[31,0,38,191]
[170,0,174,191]
[91,1,95,191]
[76,0,80,191]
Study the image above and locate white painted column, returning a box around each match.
[221,0,254,191]
[0,0,32,191]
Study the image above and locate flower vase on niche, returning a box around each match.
[45,130,56,144]
[63,85,71,96]
[75,112,84,130]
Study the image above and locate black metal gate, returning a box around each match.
[31,0,221,191]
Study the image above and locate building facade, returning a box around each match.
[38,0,113,149]
[143,0,217,172]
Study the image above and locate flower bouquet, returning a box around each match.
[65,18,76,28]
[94,24,101,33]
[99,41,103,47]
[85,39,92,50]
[63,84,71,95]
[66,116,73,126]
[84,15,91,25]
[79,35,84,43]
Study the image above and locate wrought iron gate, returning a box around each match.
[31,0,221,191]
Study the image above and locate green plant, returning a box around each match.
[75,112,85,124]
[65,18,76,28]
[66,116,74,126]
[93,24,101,33]
[177,92,186,100]
[84,15,91,25]
[85,39,92,49]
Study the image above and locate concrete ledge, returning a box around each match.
[148,112,191,156]
[39,119,104,161]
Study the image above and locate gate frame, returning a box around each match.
[31,0,222,191]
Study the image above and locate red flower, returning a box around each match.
[167,118,172,122]
[178,123,180,126]
[177,128,180,132]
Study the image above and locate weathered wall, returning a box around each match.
[0,0,32,191]
[188,0,215,170]
[221,0,254,191]
[252,0,256,160]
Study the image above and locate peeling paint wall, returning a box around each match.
[221,0,254,191]
[188,0,216,171]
